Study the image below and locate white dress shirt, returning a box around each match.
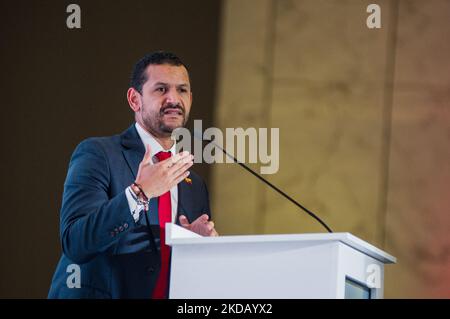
[125,122,179,223]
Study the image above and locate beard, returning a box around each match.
[141,103,189,137]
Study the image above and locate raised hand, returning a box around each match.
[135,144,194,199]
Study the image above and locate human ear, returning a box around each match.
[127,87,142,112]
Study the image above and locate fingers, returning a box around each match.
[167,156,194,176]
[160,152,193,186]
[210,229,219,237]
[204,220,214,232]
[204,222,218,237]
[201,216,217,237]
[179,215,190,227]
[169,170,191,190]
[199,220,218,237]
[170,161,193,180]
[162,151,192,169]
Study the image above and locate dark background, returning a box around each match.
[0,0,222,298]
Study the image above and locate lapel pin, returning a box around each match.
[184,177,192,184]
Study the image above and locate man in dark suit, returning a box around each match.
[48,51,218,299]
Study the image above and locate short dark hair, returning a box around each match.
[130,51,188,93]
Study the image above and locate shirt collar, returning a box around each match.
[135,122,176,163]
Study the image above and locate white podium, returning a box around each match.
[166,224,396,299]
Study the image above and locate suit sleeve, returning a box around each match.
[60,138,136,264]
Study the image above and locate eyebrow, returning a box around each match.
[153,82,189,88]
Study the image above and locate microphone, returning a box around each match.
[193,130,333,233]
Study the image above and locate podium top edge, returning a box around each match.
[166,224,397,264]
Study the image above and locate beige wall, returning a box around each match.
[211,0,450,298]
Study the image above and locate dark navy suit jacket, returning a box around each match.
[48,124,211,298]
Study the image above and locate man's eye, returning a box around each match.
[156,87,166,93]
[178,88,188,93]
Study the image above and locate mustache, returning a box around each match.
[160,104,185,115]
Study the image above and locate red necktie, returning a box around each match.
[152,151,172,299]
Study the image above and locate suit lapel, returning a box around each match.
[123,149,142,179]
[120,124,145,179]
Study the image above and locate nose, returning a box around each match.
[165,88,181,106]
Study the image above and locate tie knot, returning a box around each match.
[155,151,172,161]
